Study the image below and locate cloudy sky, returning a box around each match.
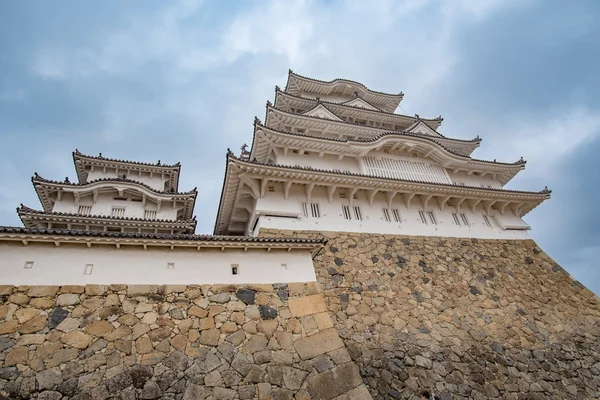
[1,0,598,293]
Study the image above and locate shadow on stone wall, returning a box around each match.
[0,283,371,400]
[260,229,600,400]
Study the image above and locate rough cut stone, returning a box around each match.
[288,294,327,317]
[236,288,256,305]
[306,363,363,399]
[61,330,93,349]
[294,329,344,360]
[56,293,80,306]
[28,286,59,297]
[259,306,278,319]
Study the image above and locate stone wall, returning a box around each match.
[259,229,600,400]
[0,283,371,400]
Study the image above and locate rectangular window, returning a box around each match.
[144,210,157,220]
[300,202,320,218]
[281,263,288,270]
[78,205,92,215]
[427,211,437,225]
[342,205,352,220]
[310,203,320,218]
[353,206,362,221]
[392,209,401,223]
[419,211,427,224]
[452,213,461,226]
[24,261,34,269]
[111,207,125,218]
[382,208,391,222]
[483,215,492,227]
[84,264,94,275]
[166,262,175,270]
[300,202,309,218]
[460,214,469,226]
[231,264,239,275]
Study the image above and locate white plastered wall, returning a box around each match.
[52,192,178,220]
[253,188,531,240]
[0,243,317,285]
[86,169,169,191]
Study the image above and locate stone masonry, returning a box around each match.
[259,229,600,400]
[0,283,371,400]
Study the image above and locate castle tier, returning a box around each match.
[19,150,198,234]
[215,70,551,238]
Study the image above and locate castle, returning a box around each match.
[0,71,598,400]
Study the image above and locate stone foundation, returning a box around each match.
[0,283,371,400]
[259,229,600,400]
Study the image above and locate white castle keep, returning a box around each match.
[215,71,550,239]
[0,71,550,285]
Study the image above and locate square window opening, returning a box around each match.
[24,261,34,269]
[231,264,239,275]
[167,262,175,270]
[84,264,94,275]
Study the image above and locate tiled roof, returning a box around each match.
[0,226,324,244]
[275,87,440,124]
[73,149,181,169]
[285,70,403,98]
[17,205,197,225]
[252,122,525,167]
[32,174,197,196]
[266,104,475,144]
[229,154,549,196]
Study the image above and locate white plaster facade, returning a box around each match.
[214,71,551,237]
[0,242,316,285]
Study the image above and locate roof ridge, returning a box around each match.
[32,174,197,196]
[0,226,324,243]
[266,105,479,144]
[253,123,524,167]
[275,87,440,123]
[286,70,403,98]
[73,149,181,169]
[17,206,197,224]
[228,153,548,196]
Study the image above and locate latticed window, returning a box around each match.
[78,205,92,215]
[363,156,452,184]
[483,215,492,227]
[353,206,362,221]
[452,213,461,226]
[427,211,437,225]
[300,202,320,218]
[460,214,469,226]
[392,209,401,223]
[382,208,391,222]
[111,207,125,218]
[342,205,352,220]
[419,211,427,224]
[144,210,157,220]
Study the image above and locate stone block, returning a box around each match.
[61,331,93,349]
[28,286,59,297]
[56,294,80,306]
[59,285,85,294]
[294,329,344,360]
[306,363,363,399]
[0,285,14,295]
[246,283,275,293]
[127,285,158,295]
[288,294,327,317]
[313,312,334,330]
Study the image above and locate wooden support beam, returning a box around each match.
[283,147,288,156]
[240,175,260,199]
[421,194,433,210]
[142,194,146,207]
[454,197,466,213]
[93,190,98,203]
[284,181,293,199]
[306,183,315,203]
[74,193,80,207]
[403,192,416,209]
[437,195,451,211]
[348,187,358,208]
[367,189,378,206]
[57,190,63,202]
[157,199,162,213]
[172,199,177,209]
[469,198,482,213]
[498,201,508,215]
[260,178,269,198]
[327,186,337,203]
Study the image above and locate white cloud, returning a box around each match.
[30,49,66,79]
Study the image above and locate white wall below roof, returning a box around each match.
[87,169,168,191]
[52,192,178,220]
[252,189,531,240]
[0,243,317,285]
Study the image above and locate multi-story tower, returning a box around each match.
[215,70,551,238]
[18,150,197,234]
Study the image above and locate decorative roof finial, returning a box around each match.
[266,100,272,107]
[275,85,280,92]
[476,135,480,140]
[519,156,524,162]
[353,91,358,98]
[494,159,496,162]
[415,114,420,120]
[227,148,234,157]
[34,172,39,178]
[99,152,103,158]
[64,177,70,184]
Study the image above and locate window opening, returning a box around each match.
[342,205,352,220]
[460,214,469,226]
[419,211,427,224]
[452,213,461,226]
[24,261,34,269]
[78,205,92,215]
[111,207,125,218]
[427,211,437,225]
[483,215,492,227]
[144,210,157,220]
[353,206,363,221]
[392,209,401,223]
[382,208,391,222]
[231,264,239,275]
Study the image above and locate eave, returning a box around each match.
[17,206,197,233]
[250,124,525,185]
[264,104,480,156]
[73,150,181,190]
[284,70,403,113]
[32,176,197,219]
[274,88,443,130]
[214,155,550,235]
[0,227,324,254]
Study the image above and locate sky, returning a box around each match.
[1,0,599,293]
